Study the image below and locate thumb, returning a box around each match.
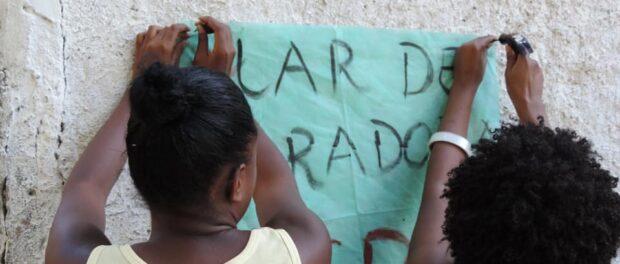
[194,23,209,63]
[506,45,517,69]
[173,40,188,66]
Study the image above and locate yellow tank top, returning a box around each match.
[86,227,301,264]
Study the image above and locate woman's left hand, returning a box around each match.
[132,24,190,78]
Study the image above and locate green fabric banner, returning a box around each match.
[180,21,500,263]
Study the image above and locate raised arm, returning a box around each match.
[193,16,331,263]
[504,45,547,125]
[45,24,189,264]
[405,36,496,264]
[253,124,331,263]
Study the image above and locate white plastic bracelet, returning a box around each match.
[428,131,473,157]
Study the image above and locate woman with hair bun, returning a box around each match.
[45,17,331,264]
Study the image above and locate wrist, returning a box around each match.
[514,99,547,125]
[448,82,478,104]
[439,90,476,135]
[452,80,480,94]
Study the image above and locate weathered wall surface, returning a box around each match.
[0,0,66,262]
[0,0,618,263]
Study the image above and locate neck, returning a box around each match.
[148,206,239,242]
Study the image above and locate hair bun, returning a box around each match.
[130,63,197,126]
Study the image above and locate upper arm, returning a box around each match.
[45,181,111,264]
[45,95,129,264]
[407,245,454,264]
[252,126,331,263]
[406,144,467,264]
[264,204,331,264]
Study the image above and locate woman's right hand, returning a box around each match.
[505,46,547,125]
[193,16,236,76]
[452,35,497,94]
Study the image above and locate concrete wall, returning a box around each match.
[0,0,618,263]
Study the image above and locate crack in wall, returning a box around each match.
[0,68,6,108]
[57,0,67,184]
[0,68,6,86]
[0,67,8,264]
[0,177,7,264]
[0,49,8,264]
[0,0,68,261]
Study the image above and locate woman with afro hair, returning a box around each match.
[406,37,620,264]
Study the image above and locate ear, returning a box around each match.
[230,163,247,202]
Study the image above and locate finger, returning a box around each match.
[475,35,497,50]
[164,23,189,42]
[227,58,234,76]
[529,58,544,91]
[198,16,226,33]
[173,40,188,65]
[526,56,540,69]
[195,23,210,59]
[156,26,171,40]
[199,16,232,52]
[506,45,517,69]
[527,57,543,78]
[135,33,146,50]
[146,25,162,40]
[511,53,529,74]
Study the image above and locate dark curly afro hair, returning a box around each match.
[442,122,620,264]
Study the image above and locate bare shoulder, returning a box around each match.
[267,210,331,264]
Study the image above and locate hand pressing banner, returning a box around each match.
[179,21,500,264]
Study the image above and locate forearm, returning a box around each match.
[252,123,306,224]
[505,49,547,126]
[407,86,476,263]
[64,92,130,198]
[438,87,476,134]
[423,86,476,206]
[47,91,130,255]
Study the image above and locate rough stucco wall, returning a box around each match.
[0,0,618,263]
[0,0,65,262]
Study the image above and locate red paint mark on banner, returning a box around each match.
[363,228,410,264]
